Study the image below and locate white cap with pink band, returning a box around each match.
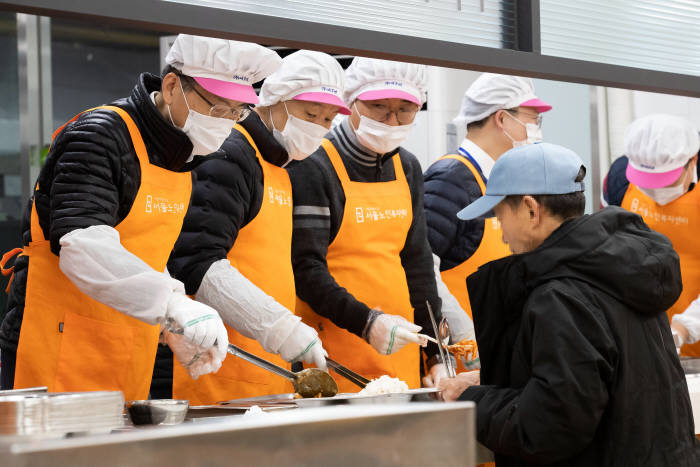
[165,34,282,105]
[258,49,351,114]
[344,57,428,106]
[624,114,700,189]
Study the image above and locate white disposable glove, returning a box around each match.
[670,323,688,349]
[422,362,449,388]
[277,322,328,370]
[162,330,226,379]
[367,311,423,355]
[165,293,229,356]
[672,295,700,346]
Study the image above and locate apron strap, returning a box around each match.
[321,139,351,185]
[31,105,150,244]
[438,154,486,194]
[322,139,402,185]
[233,124,264,163]
[391,153,407,184]
[1,247,23,293]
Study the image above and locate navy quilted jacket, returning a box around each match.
[423,154,486,271]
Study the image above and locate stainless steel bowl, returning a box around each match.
[126,400,189,426]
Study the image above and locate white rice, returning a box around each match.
[358,375,409,396]
[243,405,268,416]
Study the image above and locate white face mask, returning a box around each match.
[351,103,414,154]
[503,111,543,148]
[168,81,233,159]
[639,183,687,206]
[271,102,328,162]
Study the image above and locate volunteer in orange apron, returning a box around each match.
[289,58,446,394]
[602,114,700,356]
[0,34,280,397]
[165,50,349,404]
[424,74,552,369]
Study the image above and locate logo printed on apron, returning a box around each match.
[13,106,192,400]
[296,138,419,393]
[172,124,296,405]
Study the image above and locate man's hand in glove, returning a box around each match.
[165,293,229,355]
[278,321,328,370]
[366,310,423,355]
[163,330,227,379]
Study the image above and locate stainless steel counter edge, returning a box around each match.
[5,402,480,467]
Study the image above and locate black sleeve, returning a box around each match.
[167,148,259,295]
[400,153,441,359]
[47,110,134,255]
[423,158,485,270]
[602,156,630,207]
[459,285,615,464]
[288,152,372,337]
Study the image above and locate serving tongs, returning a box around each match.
[165,319,338,398]
[326,358,371,389]
[426,301,456,378]
[227,345,338,398]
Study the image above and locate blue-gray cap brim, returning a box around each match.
[456,194,506,220]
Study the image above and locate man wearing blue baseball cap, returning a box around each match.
[439,143,697,466]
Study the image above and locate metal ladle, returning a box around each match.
[166,320,338,398]
[226,344,338,398]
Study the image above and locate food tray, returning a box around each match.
[0,391,124,438]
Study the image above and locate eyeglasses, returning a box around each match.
[358,101,420,125]
[507,109,543,127]
[190,84,252,121]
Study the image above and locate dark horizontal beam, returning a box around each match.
[2,0,699,97]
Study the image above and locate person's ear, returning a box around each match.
[493,110,506,130]
[522,195,540,223]
[161,72,179,106]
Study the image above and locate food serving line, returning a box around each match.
[0,389,479,467]
[2,361,700,467]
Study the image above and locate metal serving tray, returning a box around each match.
[0,391,124,438]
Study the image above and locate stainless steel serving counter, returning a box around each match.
[2,402,478,467]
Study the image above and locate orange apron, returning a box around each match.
[437,155,510,320]
[622,183,700,356]
[296,139,419,394]
[13,105,192,401]
[173,124,295,404]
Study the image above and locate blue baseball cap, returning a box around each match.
[457,143,585,220]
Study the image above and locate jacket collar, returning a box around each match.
[239,111,289,167]
[124,73,193,171]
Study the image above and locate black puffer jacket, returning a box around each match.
[423,154,486,270]
[459,207,699,466]
[167,111,288,294]
[0,73,193,353]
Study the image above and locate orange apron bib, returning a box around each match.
[437,155,511,321]
[296,139,419,393]
[13,105,192,401]
[622,183,700,356]
[173,124,295,404]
